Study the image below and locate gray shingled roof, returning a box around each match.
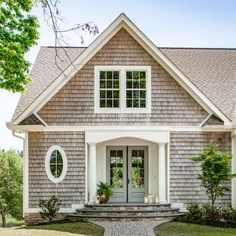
[12,47,236,122]
[12,47,86,122]
[160,48,236,120]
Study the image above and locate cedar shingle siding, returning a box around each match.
[38,29,208,125]
[28,132,85,208]
[26,29,232,209]
[170,132,231,206]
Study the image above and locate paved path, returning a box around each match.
[0,228,82,236]
[91,218,171,236]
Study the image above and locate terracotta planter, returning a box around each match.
[99,195,109,204]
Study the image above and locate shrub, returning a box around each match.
[39,196,61,222]
[191,145,236,207]
[202,204,222,222]
[185,203,203,221]
[222,206,236,224]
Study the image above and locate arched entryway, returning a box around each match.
[85,129,169,204]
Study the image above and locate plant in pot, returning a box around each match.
[96,181,113,204]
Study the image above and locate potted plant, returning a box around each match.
[96,181,113,204]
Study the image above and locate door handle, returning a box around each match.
[128,179,130,184]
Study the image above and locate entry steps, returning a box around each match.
[68,203,184,220]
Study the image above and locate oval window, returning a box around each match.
[45,146,67,183]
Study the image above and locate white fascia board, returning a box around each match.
[121,19,230,124]
[202,125,232,132]
[14,15,125,125]
[7,124,233,133]
[7,122,44,132]
[13,13,230,125]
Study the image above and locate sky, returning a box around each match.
[1,0,236,151]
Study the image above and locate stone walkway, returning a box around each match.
[91,218,172,236]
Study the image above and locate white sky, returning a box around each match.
[1,0,236,151]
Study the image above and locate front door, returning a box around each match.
[107,146,148,203]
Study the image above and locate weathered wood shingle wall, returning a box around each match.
[38,28,208,126]
[170,131,231,206]
[28,131,85,208]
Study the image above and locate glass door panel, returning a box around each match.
[106,146,127,202]
[128,146,147,202]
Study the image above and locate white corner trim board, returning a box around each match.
[13,13,230,125]
[45,145,68,183]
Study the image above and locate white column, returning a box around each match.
[158,143,167,203]
[88,143,97,203]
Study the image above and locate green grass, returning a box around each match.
[25,221,104,236]
[155,222,236,236]
[0,214,24,227]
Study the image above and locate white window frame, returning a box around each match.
[45,145,67,183]
[94,66,151,113]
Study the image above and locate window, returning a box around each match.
[95,66,151,113]
[45,145,67,183]
[99,71,120,108]
[126,71,146,108]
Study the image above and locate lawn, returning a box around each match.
[0,215,24,227]
[155,222,236,236]
[0,215,104,236]
[25,221,104,236]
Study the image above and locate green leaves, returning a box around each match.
[0,150,23,220]
[39,195,61,222]
[191,144,235,207]
[0,0,39,92]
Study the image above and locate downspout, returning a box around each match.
[12,131,24,141]
[12,131,28,216]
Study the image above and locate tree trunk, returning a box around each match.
[1,207,6,228]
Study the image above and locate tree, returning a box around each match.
[0,0,39,92]
[191,144,236,207]
[0,150,23,227]
[1,0,99,93]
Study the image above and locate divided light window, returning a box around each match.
[126,71,146,108]
[95,66,151,113]
[99,71,120,108]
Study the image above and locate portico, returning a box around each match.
[86,129,169,204]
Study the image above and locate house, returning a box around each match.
[7,13,236,223]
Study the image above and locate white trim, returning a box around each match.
[13,13,230,125]
[33,112,48,127]
[94,66,151,113]
[7,123,233,133]
[199,113,213,127]
[121,20,230,124]
[85,130,169,144]
[232,131,236,208]
[167,135,170,203]
[85,143,88,203]
[45,145,68,183]
[23,132,29,216]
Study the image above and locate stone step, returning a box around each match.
[77,208,179,214]
[68,213,184,220]
[84,203,171,211]
[67,203,184,221]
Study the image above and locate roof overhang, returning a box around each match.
[13,13,231,125]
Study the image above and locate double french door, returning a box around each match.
[106,146,148,203]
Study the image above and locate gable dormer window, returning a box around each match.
[95,66,151,113]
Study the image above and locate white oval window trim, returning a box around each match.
[45,145,67,183]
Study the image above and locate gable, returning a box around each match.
[37,28,209,126]
[11,14,230,126]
